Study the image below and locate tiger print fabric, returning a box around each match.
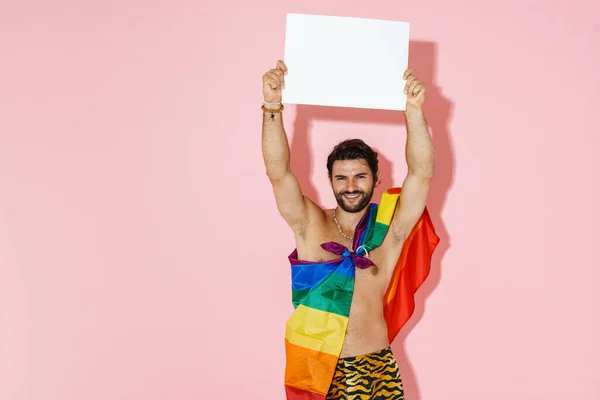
[326,347,404,400]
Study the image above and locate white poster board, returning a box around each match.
[282,13,410,111]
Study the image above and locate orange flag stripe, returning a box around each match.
[284,339,339,396]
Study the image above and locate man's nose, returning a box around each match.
[345,180,356,192]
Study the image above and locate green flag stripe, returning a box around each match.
[292,272,354,317]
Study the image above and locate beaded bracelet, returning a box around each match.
[262,104,284,113]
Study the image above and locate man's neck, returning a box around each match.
[335,206,369,233]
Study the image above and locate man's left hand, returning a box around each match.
[403,67,426,110]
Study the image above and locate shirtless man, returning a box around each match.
[261,60,434,399]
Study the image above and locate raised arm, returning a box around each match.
[391,68,435,241]
[261,60,321,236]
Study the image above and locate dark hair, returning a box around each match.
[326,139,379,179]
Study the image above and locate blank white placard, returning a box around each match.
[282,13,410,111]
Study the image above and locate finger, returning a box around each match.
[266,78,280,92]
[277,60,288,75]
[263,72,277,85]
[272,68,284,78]
[408,84,419,97]
[262,73,272,87]
[263,74,279,91]
[404,75,416,94]
[266,71,281,85]
[272,68,285,88]
[266,72,282,91]
[403,67,414,79]
[412,83,426,97]
[265,77,278,91]
[404,76,414,93]
[408,79,421,95]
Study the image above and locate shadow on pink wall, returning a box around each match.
[289,41,454,400]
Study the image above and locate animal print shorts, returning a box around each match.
[326,347,404,400]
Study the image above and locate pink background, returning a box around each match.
[1,1,599,399]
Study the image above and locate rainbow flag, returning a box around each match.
[284,188,439,399]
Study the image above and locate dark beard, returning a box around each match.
[334,188,374,213]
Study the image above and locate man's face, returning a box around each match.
[330,159,377,213]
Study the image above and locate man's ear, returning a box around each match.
[375,171,381,187]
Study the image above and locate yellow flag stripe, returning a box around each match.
[375,191,399,226]
[285,304,348,356]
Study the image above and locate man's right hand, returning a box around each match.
[262,60,288,104]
